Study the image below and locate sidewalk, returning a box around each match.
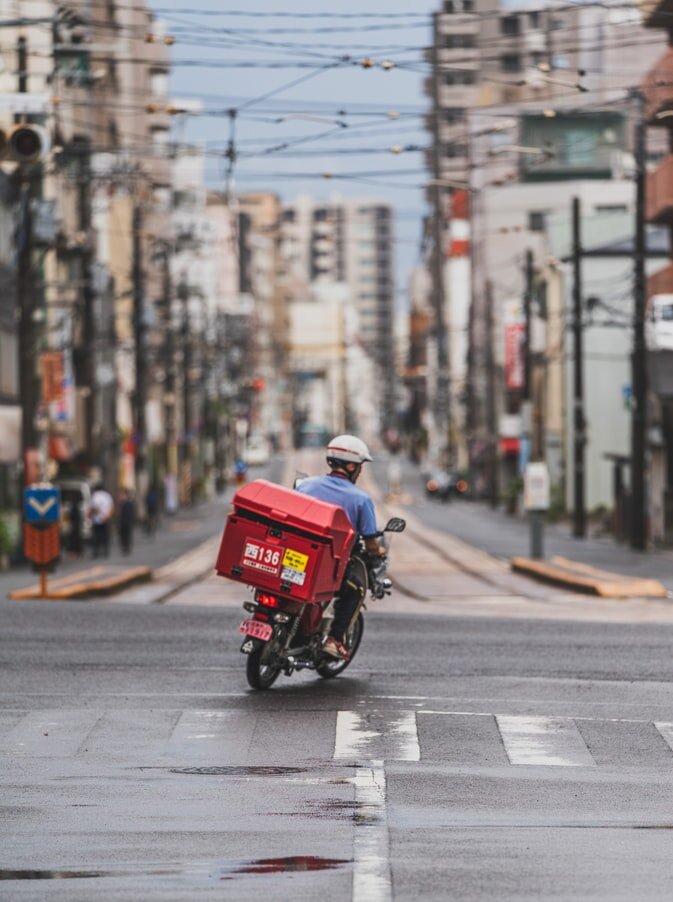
[372,457,673,594]
[1,457,285,602]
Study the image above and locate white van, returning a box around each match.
[647,294,673,352]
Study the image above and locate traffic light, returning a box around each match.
[0,124,50,163]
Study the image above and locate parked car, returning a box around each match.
[56,478,93,543]
[245,435,271,467]
[424,471,470,502]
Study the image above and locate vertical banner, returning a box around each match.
[40,351,64,404]
[503,299,525,391]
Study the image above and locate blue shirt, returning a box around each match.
[296,473,378,537]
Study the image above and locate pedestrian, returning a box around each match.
[67,499,83,559]
[145,483,159,537]
[117,488,135,555]
[91,483,114,558]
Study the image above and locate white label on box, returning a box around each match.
[281,566,306,586]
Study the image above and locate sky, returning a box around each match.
[151,0,440,302]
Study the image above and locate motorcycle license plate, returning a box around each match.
[239,619,273,641]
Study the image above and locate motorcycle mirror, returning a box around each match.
[293,471,309,489]
[384,517,406,533]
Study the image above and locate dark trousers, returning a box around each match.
[92,523,110,557]
[331,564,365,642]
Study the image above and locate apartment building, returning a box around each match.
[281,196,396,431]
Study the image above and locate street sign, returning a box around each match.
[24,485,61,525]
[524,463,550,512]
[23,523,60,566]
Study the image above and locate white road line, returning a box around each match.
[335,711,381,759]
[353,759,392,902]
[654,722,673,754]
[390,711,421,761]
[497,716,596,767]
[334,710,420,761]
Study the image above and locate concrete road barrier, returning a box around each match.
[511,555,668,598]
[9,565,152,600]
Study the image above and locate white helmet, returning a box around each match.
[326,434,373,465]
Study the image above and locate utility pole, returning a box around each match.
[485,279,499,507]
[178,279,192,505]
[132,202,147,492]
[429,12,452,466]
[17,175,41,485]
[79,142,96,466]
[523,248,534,405]
[631,106,647,550]
[161,247,177,493]
[571,196,586,538]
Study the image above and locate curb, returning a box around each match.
[9,566,152,601]
[511,556,668,598]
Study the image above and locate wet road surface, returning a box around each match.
[2,597,673,900]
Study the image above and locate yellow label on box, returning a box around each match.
[282,548,309,572]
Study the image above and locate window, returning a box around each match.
[529,11,540,28]
[501,53,521,73]
[595,204,628,214]
[500,15,520,36]
[445,34,475,49]
[528,211,546,232]
[445,70,475,86]
[445,143,467,158]
[445,108,466,124]
[444,0,474,11]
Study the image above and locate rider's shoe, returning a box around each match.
[323,638,350,660]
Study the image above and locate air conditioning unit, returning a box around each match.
[0,124,51,163]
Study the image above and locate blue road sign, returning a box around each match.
[24,485,61,525]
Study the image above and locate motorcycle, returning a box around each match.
[238,516,406,690]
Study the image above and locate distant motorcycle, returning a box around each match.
[238,517,406,690]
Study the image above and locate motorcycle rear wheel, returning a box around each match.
[246,642,282,690]
[316,613,364,679]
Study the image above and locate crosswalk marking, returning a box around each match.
[334,710,420,761]
[496,716,596,767]
[2,707,673,767]
[654,722,673,753]
[0,710,99,758]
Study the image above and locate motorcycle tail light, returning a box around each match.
[257,593,279,608]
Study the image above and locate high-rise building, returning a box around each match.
[281,196,396,429]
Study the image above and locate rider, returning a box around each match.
[295,434,384,660]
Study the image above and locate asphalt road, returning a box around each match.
[3,593,673,901]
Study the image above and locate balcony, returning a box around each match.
[646,156,673,224]
[648,262,673,299]
[643,49,673,125]
[641,0,673,27]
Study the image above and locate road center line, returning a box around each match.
[353,759,392,902]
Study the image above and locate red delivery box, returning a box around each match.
[215,480,356,604]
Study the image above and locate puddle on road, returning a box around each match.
[0,856,350,882]
[0,870,104,880]
[169,765,308,776]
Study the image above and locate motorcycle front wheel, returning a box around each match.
[246,642,282,690]
[316,613,364,680]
